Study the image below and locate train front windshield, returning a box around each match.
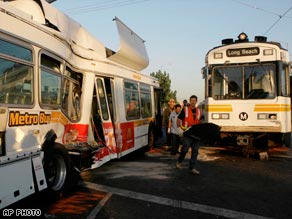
[212,63,276,100]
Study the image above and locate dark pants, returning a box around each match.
[170,133,180,154]
[177,136,200,170]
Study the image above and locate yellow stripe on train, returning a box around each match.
[205,104,233,112]
[254,104,291,112]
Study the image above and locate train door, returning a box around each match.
[91,77,117,159]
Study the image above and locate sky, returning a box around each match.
[52,0,292,103]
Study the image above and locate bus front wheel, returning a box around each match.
[43,143,78,195]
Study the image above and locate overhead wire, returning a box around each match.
[229,0,292,18]
[65,0,124,13]
[264,5,292,35]
[64,0,151,15]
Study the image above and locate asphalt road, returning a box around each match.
[2,146,292,219]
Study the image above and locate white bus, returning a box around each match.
[0,0,161,209]
[201,32,291,150]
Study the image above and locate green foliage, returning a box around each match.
[150,70,177,107]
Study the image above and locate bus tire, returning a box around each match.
[43,143,78,196]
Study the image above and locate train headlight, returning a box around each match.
[212,113,229,119]
[269,114,277,120]
[237,32,248,42]
[212,113,220,119]
[258,113,268,120]
[257,113,277,120]
[221,113,230,119]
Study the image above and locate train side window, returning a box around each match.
[280,63,289,97]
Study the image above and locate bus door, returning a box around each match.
[92,77,117,159]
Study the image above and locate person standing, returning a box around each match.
[162,98,175,146]
[168,104,182,155]
[176,95,202,175]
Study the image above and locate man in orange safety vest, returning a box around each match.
[176,95,202,175]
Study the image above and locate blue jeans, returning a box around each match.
[177,136,200,169]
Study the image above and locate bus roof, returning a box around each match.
[2,0,149,71]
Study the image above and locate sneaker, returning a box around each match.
[176,162,182,169]
[190,169,200,175]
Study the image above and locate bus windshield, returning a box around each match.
[212,63,276,100]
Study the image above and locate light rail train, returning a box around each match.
[201,32,291,149]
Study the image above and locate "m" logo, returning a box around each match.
[239,112,248,121]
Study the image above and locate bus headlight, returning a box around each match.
[212,113,229,119]
[257,113,277,120]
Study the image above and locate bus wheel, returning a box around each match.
[43,143,78,195]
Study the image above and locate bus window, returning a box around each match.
[104,78,115,121]
[91,88,105,143]
[0,38,32,61]
[62,67,82,121]
[124,81,140,120]
[0,39,33,105]
[140,83,152,118]
[96,78,109,120]
[40,54,62,106]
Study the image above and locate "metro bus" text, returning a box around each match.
[9,111,51,126]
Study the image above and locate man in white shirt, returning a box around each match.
[168,104,182,155]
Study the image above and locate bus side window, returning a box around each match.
[62,67,82,121]
[40,54,62,106]
[124,81,140,120]
[0,39,33,106]
[140,84,152,118]
[91,93,105,143]
[96,78,109,120]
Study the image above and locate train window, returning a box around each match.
[244,64,276,99]
[213,64,276,100]
[140,84,152,118]
[280,63,289,97]
[213,66,242,100]
[124,81,140,120]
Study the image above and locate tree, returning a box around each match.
[150,70,177,107]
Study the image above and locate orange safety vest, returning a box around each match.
[182,106,201,128]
